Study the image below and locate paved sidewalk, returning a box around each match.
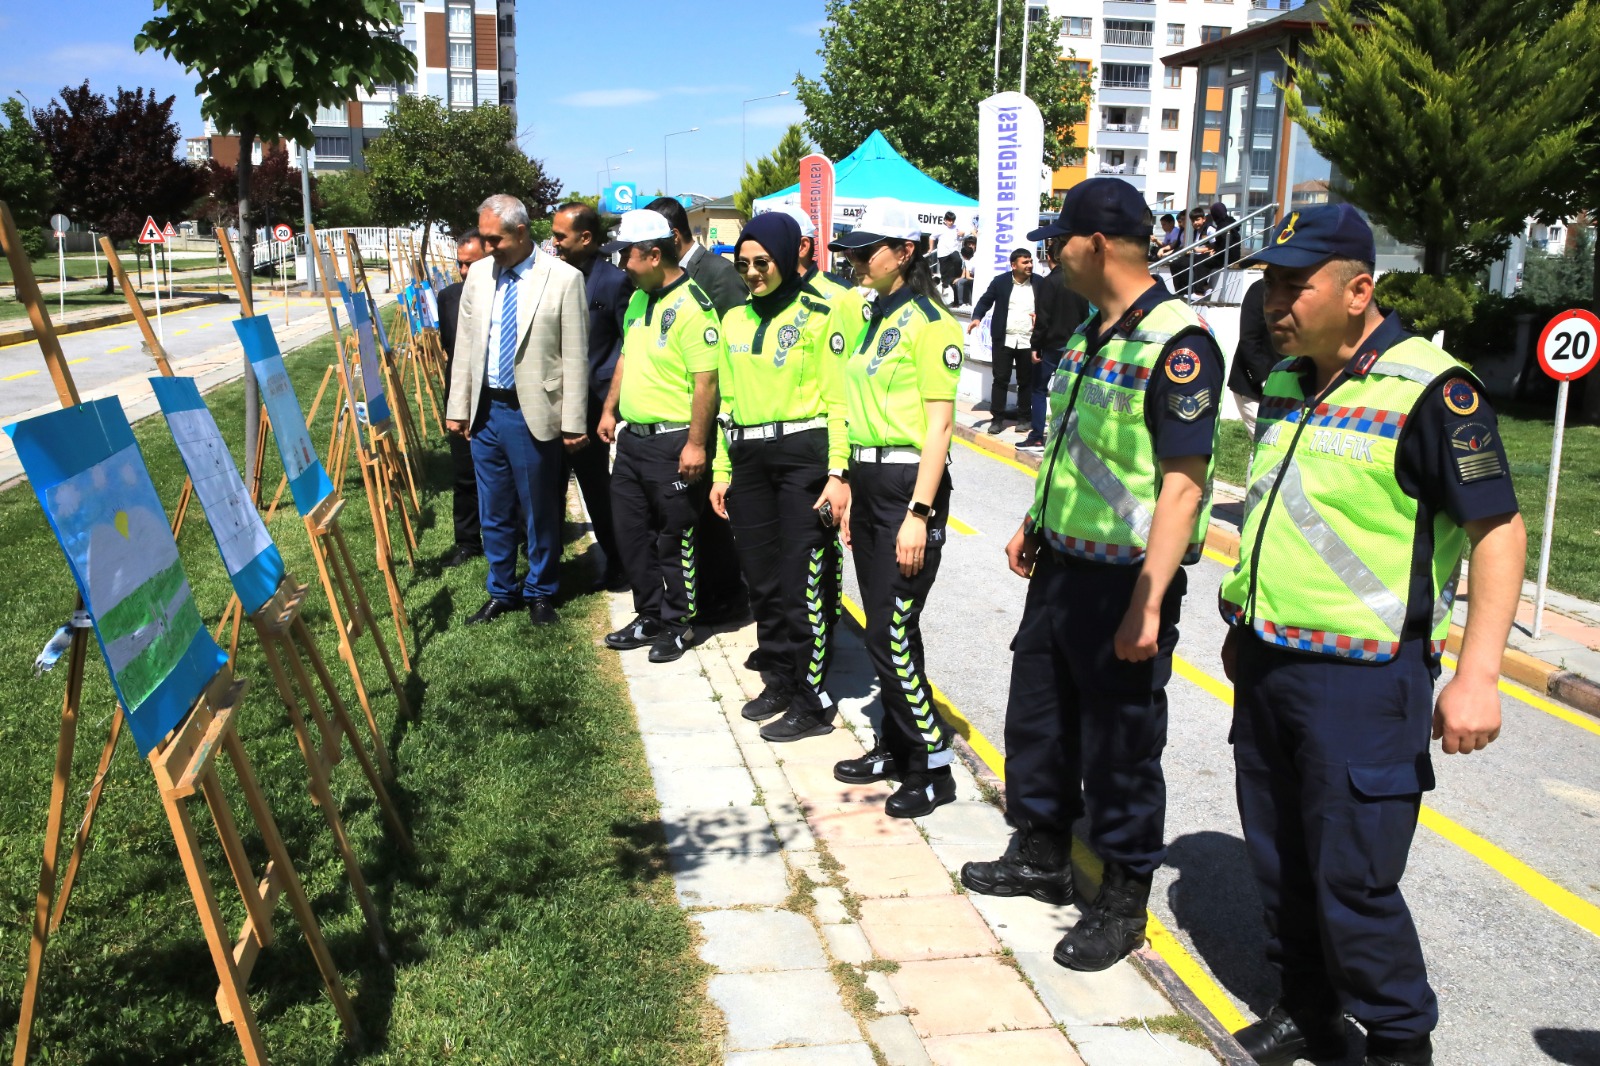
[610,596,1220,1065]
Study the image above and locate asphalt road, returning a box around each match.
[841,438,1600,1066]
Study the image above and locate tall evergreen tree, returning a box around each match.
[1287,0,1600,276]
[735,125,812,217]
[0,98,54,259]
[795,0,1090,196]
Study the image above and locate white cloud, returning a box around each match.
[710,101,807,129]
[558,87,661,108]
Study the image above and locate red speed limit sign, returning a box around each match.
[1537,308,1600,381]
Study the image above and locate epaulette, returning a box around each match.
[913,294,946,323]
[824,270,852,289]
[687,279,716,312]
[799,294,831,315]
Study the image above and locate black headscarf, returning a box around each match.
[736,212,805,320]
[1210,202,1235,227]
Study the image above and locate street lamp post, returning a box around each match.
[663,127,700,196]
[742,91,791,170]
[600,147,634,199]
[993,0,1004,93]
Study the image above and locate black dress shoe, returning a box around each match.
[605,615,662,650]
[466,598,521,625]
[1233,1005,1347,1066]
[759,708,833,742]
[527,597,559,626]
[833,747,899,784]
[648,627,693,663]
[444,545,483,568]
[741,686,791,722]
[1365,1034,1432,1066]
[1053,862,1150,972]
[744,649,778,673]
[960,831,1075,905]
[884,769,956,818]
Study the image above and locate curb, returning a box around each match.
[949,420,1600,721]
[0,293,227,347]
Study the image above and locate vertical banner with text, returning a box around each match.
[798,153,836,266]
[974,92,1045,298]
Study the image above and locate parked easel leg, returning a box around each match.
[48,709,124,933]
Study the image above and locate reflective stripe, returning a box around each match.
[1368,360,1438,385]
[1245,456,1285,517]
[1063,411,1153,541]
[1279,461,1407,636]
[851,445,921,464]
[1125,329,1175,344]
[626,420,690,436]
[728,417,827,442]
[1433,555,1463,631]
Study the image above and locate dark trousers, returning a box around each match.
[448,432,481,551]
[726,428,841,712]
[1233,636,1439,1041]
[848,460,954,772]
[697,504,747,613]
[1030,348,1063,440]
[1003,550,1183,876]
[611,429,709,631]
[991,345,1033,421]
[470,397,565,602]
[566,388,618,569]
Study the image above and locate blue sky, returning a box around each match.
[1,0,827,200]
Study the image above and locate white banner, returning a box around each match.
[973,92,1045,297]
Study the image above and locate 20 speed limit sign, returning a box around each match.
[1537,308,1600,382]
[272,223,294,243]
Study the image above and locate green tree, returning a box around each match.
[136,0,415,485]
[1522,228,1596,308]
[795,0,1090,196]
[364,95,562,234]
[316,169,375,228]
[0,98,54,260]
[1287,0,1600,276]
[735,124,811,217]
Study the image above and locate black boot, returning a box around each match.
[1366,1034,1432,1066]
[1052,862,1151,972]
[960,830,1074,905]
[834,747,899,784]
[759,707,833,743]
[1233,1005,1347,1066]
[884,768,956,818]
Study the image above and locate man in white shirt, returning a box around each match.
[934,211,963,292]
[967,247,1044,433]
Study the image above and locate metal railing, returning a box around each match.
[1104,28,1154,44]
[1101,75,1152,89]
[1100,122,1148,133]
[1155,201,1279,301]
[1098,163,1147,176]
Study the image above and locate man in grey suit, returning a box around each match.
[446,194,589,626]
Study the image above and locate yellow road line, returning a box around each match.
[106,344,131,354]
[953,434,1039,477]
[947,515,978,536]
[1202,546,1237,567]
[3,369,39,381]
[0,300,228,350]
[68,358,88,365]
[174,328,189,335]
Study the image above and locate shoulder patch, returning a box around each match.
[1165,348,1201,384]
[829,332,846,355]
[1443,378,1479,417]
[1168,389,1214,422]
[687,280,716,312]
[913,294,945,323]
[703,326,720,346]
[1451,422,1505,483]
[942,344,963,371]
[800,295,830,315]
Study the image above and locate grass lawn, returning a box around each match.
[0,255,215,283]
[0,336,716,1063]
[0,290,134,322]
[1210,404,1600,602]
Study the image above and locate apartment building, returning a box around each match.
[1040,0,1294,210]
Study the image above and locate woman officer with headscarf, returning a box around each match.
[709,211,853,744]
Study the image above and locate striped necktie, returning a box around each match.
[496,271,518,387]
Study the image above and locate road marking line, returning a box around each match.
[838,589,1247,1030]
[3,369,39,381]
[174,328,189,335]
[953,434,1039,477]
[68,358,89,365]
[107,345,131,354]
[0,300,221,350]
[947,515,978,536]
[1202,546,1237,567]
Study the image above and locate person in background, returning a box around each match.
[934,210,964,298]
[1018,242,1091,453]
[436,228,487,567]
[1227,272,1274,437]
[550,201,633,591]
[1154,213,1183,260]
[952,237,977,308]
[968,247,1046,434]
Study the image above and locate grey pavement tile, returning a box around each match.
[651,764,757,809]
[709,970,862,1050]
[724,1045,877,1065]
[1015,951,1172,1026]
[660,805,778,855]
[916,800,1011,847]
[673,848,791,908]
[632,699,727,734]
[822,923,873,965]
[812,885,850,925]
[863,970,900,1013]
[1067,1022,1219,1066]
[641,729,745,773]
[866,1015,933,1066]
[625,672,717,705]
[965,889,1081,948]
[693,908,828,972]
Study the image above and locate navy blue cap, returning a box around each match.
[1027,178,1151,241]
[1244,204,1375,268]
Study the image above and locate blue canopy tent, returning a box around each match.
[752,130,978,234]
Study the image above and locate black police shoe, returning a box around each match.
[1053,862,1151,972]
[759,708,833,743]
[960,831,1074,905]
[466,598,521,625]
[592,565,629,593]
[741,686,792,722]
[834,747,899,784]
[1365,1034,1433,1066]
[443,544,482,568]
[1233,1005,1347,1066]
[648,627,694,663]
[527,597,559,626]
[744,649,779,673]
[884,768,956,818]
[605,615,662,650]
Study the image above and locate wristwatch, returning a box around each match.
[829,468,847,481]
[907,501,935,519]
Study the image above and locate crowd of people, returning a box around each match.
[435,181,1528,1066]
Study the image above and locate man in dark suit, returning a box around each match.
[1019,245,1092,452]
[551,201,631,591]
[969,247,1049,433]
[645,195,749,624]
[437,228,487,566]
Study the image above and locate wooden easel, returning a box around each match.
[346,229,441,444]
[1,202,362,1066]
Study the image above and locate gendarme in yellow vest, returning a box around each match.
[1027,299,1216,564]
[1220,337,1472,662]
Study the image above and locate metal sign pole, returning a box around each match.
[1530,378,1569,639]
[56,230,64,318]
[151,242,164,346]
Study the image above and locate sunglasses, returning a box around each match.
[734,256,776,273]
[844,242,888,264]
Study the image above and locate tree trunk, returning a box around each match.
[238,121,261,496]
[1422,237,1450,278]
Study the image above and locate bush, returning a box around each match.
[1374,271,1481,345]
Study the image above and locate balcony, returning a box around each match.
[1104,0,1157,18]
[1098,80,1152,105]
[1097,125,1152,149]
[1097,166,1146,191]
[1103,27,1154,45]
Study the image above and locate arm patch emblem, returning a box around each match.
[1168,389,1213,421]
[943,344,963,370]
[703,326,719,345]
[830,332,846,354]
[1443,378,1479,416]
[1450,421,1504,483]
[1165,348,1201,383]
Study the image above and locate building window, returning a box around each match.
[449,41,473,69]
[447,2,472,36]
[1166,23,1185,44]
[1159,151,1177,172]
[1068,60,1091,79]
[400,2,415,20]
[1156,192,1175,208]
[314,104,346,127]
[450,74,474,108]
[1102,105,1141,131]
[499,13,515,35]
[402,34,417,55]
[1161,108,1179,130]
[1027,2,1046,21]
[1164,66,1183,88]
[364,100,393,128]
[1104,19,1153,45]
[1064,17,1092,35]
[1101,63,1151,89]
[1200,25,1230,42]
[314,135,350,159]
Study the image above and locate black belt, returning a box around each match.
[486,387,519,407]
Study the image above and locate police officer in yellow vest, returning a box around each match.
[959,179,1220,972]
[1220,205,1526,1066]
[777,204,871,355]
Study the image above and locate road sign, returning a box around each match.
[138,216,165,245]
[162,221,177,239]
[1536,308,1600,383]
[49,213,69,234]
[272,223,294,243]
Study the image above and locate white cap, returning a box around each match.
[777,204,816,238]
[833,198,923,248]
[601,208,674,252]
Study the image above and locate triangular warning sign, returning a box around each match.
[138,216,165,244]
[162,221,177,238]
